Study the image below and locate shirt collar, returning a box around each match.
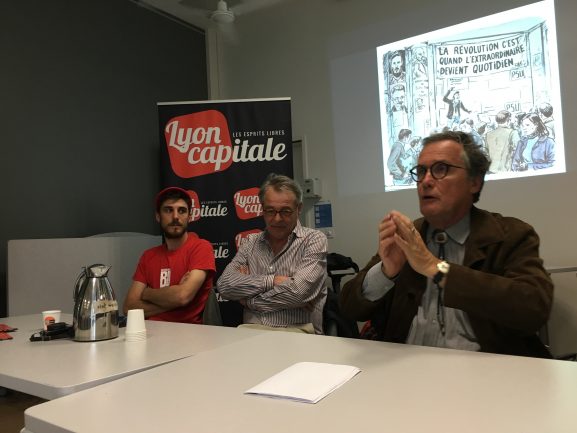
[292,220,305,237]
[427,213,470,246]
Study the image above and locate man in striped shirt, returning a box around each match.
[217,174,328,334]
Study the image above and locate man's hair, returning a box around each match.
[538,102,553,118]
[421,131,490,203]
[398,129,412,140]
[258,173,303,206]
[495,110,511,124]
[391,83,405,93]
[155,187,192,212]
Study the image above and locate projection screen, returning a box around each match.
[376,0,564,191]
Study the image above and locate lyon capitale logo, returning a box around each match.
[164,110,288,178]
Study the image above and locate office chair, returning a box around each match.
[323,253,360,338]
[541,268,577,361]
[202,288,223,326]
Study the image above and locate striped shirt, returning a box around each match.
[217,222,328,334]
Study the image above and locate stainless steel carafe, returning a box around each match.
[73,264,119,342]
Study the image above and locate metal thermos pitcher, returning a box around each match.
[73,264,119,342]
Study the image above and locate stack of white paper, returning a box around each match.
[245,361,361,404]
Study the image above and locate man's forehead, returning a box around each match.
[263,188,298,204]
[264,191,297,201]
[160,198,189,208]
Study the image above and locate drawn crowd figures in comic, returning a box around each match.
[538,102,555,139]
[377,1,564,190]
[403,136,423,174]
[443,87,471,129]
[387,129,413,185]
[389,84,409,133]
[412,47,428,81]
[512,113,555,171]
[388,51,406,84]
[459,118,485,150]
[485,110,520,173]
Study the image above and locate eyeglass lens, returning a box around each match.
[264,209,294,217]
[411,162,449,182]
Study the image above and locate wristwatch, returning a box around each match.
[433,260,450,285]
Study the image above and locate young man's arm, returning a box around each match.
[123,280,170,318]
[140,270,208,309]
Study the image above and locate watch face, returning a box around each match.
[437,261,450,273]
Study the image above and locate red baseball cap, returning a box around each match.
[155,187,192,210]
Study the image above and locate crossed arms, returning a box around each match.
[123,269,208,318]
[217,231,327,313]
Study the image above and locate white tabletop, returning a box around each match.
[24,331,577,433]
[0,314,262,400]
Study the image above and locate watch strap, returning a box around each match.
[433,270,445,285]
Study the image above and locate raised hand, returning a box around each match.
[378,212,407,278]
[389,211,438,278]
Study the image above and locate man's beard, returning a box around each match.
[163,224,187,239]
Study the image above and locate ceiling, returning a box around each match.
[133,0,291,31]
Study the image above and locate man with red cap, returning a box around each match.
[123,187,215,323]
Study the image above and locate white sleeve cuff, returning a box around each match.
[361,261,395,301]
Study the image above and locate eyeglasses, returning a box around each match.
[263,208,295,218]
[409,161,467,182]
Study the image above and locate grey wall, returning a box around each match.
[0,0,208,316]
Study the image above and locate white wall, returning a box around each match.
[8,235,161,316]
[209,0,577,273]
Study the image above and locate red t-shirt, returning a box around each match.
[133,232,215,324]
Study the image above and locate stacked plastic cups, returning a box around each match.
[125,309,147,342]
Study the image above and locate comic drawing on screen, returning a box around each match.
[377,0,564,191]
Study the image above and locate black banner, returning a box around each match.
[158,98,293,323]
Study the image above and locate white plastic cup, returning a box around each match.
[126,309,146,334]
[42,310,61,330]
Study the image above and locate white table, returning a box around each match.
[24,331,577,433]
[0,314,262,400]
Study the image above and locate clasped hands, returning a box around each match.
[378,210,439,280]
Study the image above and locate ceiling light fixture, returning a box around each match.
[211,0,235,24]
